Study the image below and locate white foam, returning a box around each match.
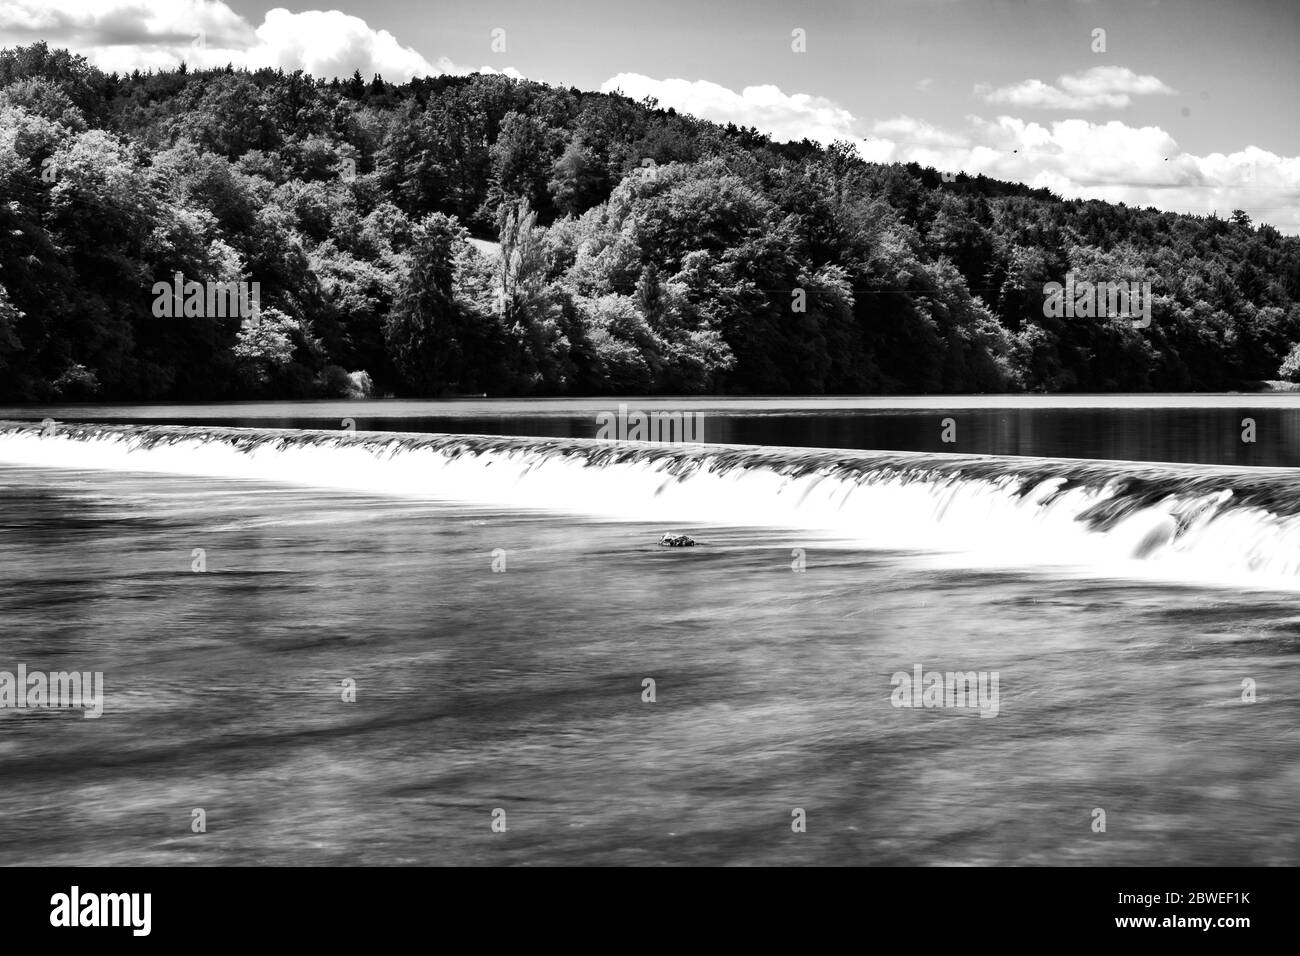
[3,426,1299,589]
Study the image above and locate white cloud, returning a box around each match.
[0,0,518,80]
[600,72,859,146]
[908,114,1300,233]
[241,9,438,79]
[874,116,968,148]
[977,65,1177,110]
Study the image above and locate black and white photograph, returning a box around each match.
[0,0,1294,924]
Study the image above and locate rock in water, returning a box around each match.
[660,533,696,547]
[1130,514,1176,560]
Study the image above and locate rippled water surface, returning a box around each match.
[2,459,1297,865]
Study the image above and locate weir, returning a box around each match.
[3,420,1300,581]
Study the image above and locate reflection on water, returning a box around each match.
[4,396,1300,465]
[1,465,1296,865]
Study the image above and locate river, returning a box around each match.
[0,397,1296,865]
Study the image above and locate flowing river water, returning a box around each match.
[0,397,1297,865]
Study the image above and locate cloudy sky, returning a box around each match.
[2,0,1297,232]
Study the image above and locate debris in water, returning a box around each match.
[660,533,696,548]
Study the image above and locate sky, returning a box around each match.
[2,0,1297,232]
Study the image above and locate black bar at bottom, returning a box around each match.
[0,866,1280,943]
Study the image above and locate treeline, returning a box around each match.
[2,41,1299,401]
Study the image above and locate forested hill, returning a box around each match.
[2,42,1299,401]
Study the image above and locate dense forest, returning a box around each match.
[2,42,1299,401]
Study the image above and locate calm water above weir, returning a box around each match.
[5,393,1300,466]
